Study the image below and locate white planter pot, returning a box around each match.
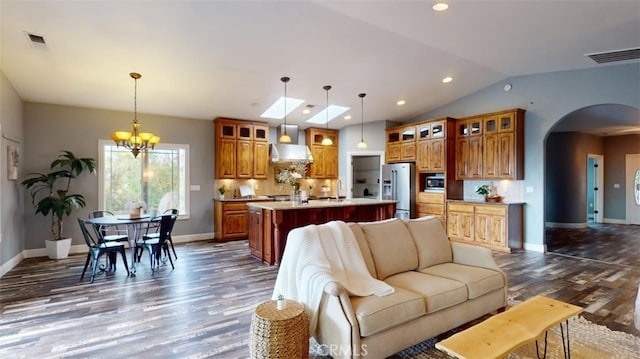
[45,238,72,259]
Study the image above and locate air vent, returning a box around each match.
[585,47,640,64]
[24,31,47,48]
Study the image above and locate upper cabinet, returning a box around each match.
[305,127,339,179]
[386,125,416,162]
[416,120,450,172]
[214,118,269,179]
[455,109,525,180]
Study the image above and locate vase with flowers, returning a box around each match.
[126,200,147,218]
[276,163,307,205]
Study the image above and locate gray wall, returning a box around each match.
[1,71,25,265]
[603,134,640,219]
[545,132,603,224]
[403,63,639,251]
[22,102,215,251]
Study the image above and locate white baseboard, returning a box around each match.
[523,242,546,253]
[545,222,588,229]
[1,232,215,278]
[0,251,25,278]
[603,218,627,224]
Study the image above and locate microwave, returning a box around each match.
[425,176,445,191]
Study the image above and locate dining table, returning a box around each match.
[86,214,160,275]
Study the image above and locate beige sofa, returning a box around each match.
[314,217,508,358]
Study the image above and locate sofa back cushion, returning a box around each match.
[359,218,418,280]
[405,216,452,270]
[347,223,377,278]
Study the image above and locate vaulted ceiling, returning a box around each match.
[1,1,638,133]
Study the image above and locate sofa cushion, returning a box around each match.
[359,218,418,280]
[421,263,505,299]
[348,223,377,278]
[350,287,426,337]
[405,216,453,270]
[385,271,467,314]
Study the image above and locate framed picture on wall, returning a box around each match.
[7,145,18,180]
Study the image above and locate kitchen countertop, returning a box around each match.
[246,198,397,210]
[214,196,272,202]
[447,199,526,205]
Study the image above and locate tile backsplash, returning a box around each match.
[463,180,524,203]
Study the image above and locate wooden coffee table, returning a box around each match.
[436,295,583,359]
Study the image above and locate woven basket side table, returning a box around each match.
[250,299,309,359]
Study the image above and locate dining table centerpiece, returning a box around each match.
[126,200,147,218]
[276,163,307,205]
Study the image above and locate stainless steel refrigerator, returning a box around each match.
[381,163,415,219]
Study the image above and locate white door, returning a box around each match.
[626,154,640,225]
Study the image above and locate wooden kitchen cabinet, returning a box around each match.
[455,117,483,180]
[214,201,250,241]
[446,202,475,242]
[446,201,523,252]
[455,109,524,180]
[417,191,445,224]
[386,125,416,163]
[214,118,269,179]
[248,206,263,258]
[305,128,339,179]
[215,198,273,242]
[417,121,446,172]
[483,110,524,179]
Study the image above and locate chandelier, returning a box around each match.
[110,72,159,158]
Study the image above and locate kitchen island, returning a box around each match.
[247,198,397,265]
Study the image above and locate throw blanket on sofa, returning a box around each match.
[272,220,394,336]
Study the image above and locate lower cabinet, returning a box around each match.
[248,207,263,258]
[417,192,446,225]
[214,199,272,242]
[446,201,523,252]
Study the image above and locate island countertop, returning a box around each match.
[246,198,397,210]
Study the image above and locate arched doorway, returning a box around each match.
[543,103,640,262]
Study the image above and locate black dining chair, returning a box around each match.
[88,210,129,243]
[136,214,176,273]
[78,218,130,283]
[143,208,178,260]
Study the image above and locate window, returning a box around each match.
[98,140,190,217]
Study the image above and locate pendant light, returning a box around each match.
[278,76,292,143]
[357,93,367,149]
[321,85,333,146]
[110,72,160,158]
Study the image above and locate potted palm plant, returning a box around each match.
[21,151,96,259]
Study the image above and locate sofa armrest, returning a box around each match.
[324,281,347,297]
[451,242,501,272]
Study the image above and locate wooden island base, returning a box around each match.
[247,199,396,265]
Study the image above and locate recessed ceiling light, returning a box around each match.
[344,115,352,120]
[442,76,453,83]
[261,96,305,119]
[397,100,406,106]
[432,3,449,11]
[307,105,350,124]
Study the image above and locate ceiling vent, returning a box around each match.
[585,47,640,64]
[24,32,47,48]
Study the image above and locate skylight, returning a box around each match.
[306,105,350,124]
[261,96,305,119]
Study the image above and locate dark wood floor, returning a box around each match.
[0,224,638,358]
